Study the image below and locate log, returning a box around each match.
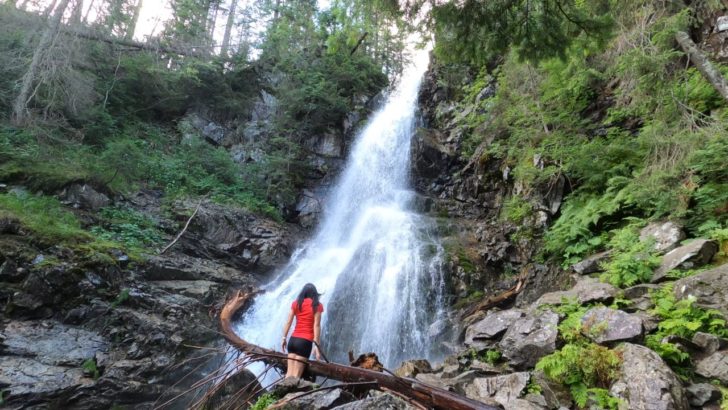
[675,30,728,103]
[461,274,526,319]
[220,290,499,410]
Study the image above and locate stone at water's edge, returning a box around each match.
[674,262,728,318]
[393,359,432,378]
[652,239,718,283]
[610,343,689,410]
[581,307,644,344]
[499,310,558,369]
[330,391,418,410]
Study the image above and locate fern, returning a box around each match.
[600,226,660,288]
[536,343,622,409]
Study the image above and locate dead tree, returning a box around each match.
[675,30,728,103]
[220,0,238,57]
[12,0,72,125]
[220,290,499,410]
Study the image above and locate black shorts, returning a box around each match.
[287,336,313,358]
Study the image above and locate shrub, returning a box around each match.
[600,226,661,288]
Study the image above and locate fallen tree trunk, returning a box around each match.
[220,290,499,410]
[675,30,728,103]
[66,28,210,58]
[461,274,526,319]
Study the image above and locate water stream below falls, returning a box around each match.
[234,50,447,369]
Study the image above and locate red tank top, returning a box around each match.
[290,298,324,341]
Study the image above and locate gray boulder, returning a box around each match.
[465,309,524,348]
[571,250,611,275]
[686,383,722,407]
[692,332,727,355]
[393,359,432,378]
[532,369,572,409]
[610,343,689,410]
[281,388,356,409]
[674,263,728,317]
[652,239,718,283]
[331,391,417,410]
[534,277,618,307]
[59,183,110,210]
[499,310,559,369]
[581,307,644,344]
[695,350,728,384]
[463,372,530,408]
[296,190,323,229]
[2,321,108,366]
[640,221,686,254]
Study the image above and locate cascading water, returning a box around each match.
[234,50,446,369]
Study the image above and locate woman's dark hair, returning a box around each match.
[296,283,321,313]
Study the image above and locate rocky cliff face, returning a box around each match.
[412,57,570,310]
[0,189,300,408]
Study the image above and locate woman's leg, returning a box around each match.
[285,353,297,378]
[290,353,307,378]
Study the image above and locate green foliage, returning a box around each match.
[91,207,164,249]
[536,343,622,409]
[0,191,90,244]
[600,226,660,288]
[250,393,279,410]
[552,299,590,343]
[430,0,614,65]
[502,195,533,224]
[82,358,100,380]
[110,289,131,309]
[646,284,728,376]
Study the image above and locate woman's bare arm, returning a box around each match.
[313,311,322,360]
[281,308,294,351]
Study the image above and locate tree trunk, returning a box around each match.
[70,0,84,24]
[126,0,144,40]
[12,0,72,126]
[675,30,728,102]
[220,0,238,57]
[41,0,60,18]
[83,0,96,23]
[219,290,498,410]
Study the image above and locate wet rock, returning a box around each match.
[499,310,558,369]
[652,239,718,283]
[695,350,728,383]
[175,200,293,273]
[0,215,21,234]
[411,128,455,179]
[414,372,450,390]
[640,221,686,254]
[581,307,644,344]
[305,130,344,158]
[571,251,611,275]
[59,183,110,210]
[281,387,356,409]
[610,343,689,410]
[296,190,323,228]
[686,383,722,407]
[674,263,728,317]
[394,359,432,378]
[692,332,727,355]
[462,372,530,408]
[2,321,108,366]
[465,309,524,348]
[0,356,93,401]
[150,280,221,299]
[332,391,417,409]
[205,367,261,409]
[0,258,23,282]
[534,277,618,307]
[145,254,241,283]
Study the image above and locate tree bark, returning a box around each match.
[12,0,72,125]
[126,0,144,40]
[675,30,728,103]
[41,0,60,18]
[220,290,499,410]
[67,28,208,57]
[220,0,238,57]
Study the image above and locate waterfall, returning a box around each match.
[234,50,445,369]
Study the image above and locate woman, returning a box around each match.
[281,283,324,379]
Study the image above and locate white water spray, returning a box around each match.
[234,50,445,368]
